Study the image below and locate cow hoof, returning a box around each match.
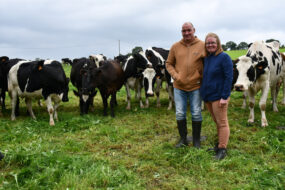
[126,106,131,110]
[50,121,55,126]
[157,104,161,108]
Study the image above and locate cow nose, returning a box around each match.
[147,92,154,97]
[234,84,244,92]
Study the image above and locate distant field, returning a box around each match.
[0,50,284,189]
[226,48,285,60]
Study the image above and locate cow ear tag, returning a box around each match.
[38,65,43,70]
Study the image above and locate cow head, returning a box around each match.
[133,51,150,70]
[89,54,107,68]
[234,54,269,91]
[145,48,165,79]
[143,67,157,97]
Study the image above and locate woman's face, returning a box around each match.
[206,36,218,54]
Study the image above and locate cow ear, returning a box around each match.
[0,56,9,63]
[255,61,267,70]
[37,60,45,71]
[248,43,253,48]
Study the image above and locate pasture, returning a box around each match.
[0,50,284,189]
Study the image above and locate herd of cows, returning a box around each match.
[0,41,284,127]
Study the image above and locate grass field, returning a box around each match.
[0,50,284,189]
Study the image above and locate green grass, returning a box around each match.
[0,54,285,189]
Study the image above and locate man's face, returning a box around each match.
[181,24,195,43]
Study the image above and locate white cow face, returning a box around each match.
[143,68,156,96]
[234,56,255,91]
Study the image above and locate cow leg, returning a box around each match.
[110,93,116,117]
[38,100,43,107]
[10,90,18,121]
[45,97,55,126]
[137,82,144,108]
[145,96,149,108]
[242,91,248,109]
[125,84,131,110]
[259,86,269,127]
[53,97,61,122]
[167,85,174,110]
[271,84,278,112]
[155,79,161,108]
[281,76,285,105]
[100,92,108,116]
[0,89,6,111]
[247,90,255,124]
[25,98,36,119]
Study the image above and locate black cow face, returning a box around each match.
[133,52,148,70]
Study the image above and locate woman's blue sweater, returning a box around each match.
[200,52,233,102]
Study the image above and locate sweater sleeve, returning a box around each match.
[165,45,178,80]
[221,54,233,100]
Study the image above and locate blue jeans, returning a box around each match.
[174,88,202,121]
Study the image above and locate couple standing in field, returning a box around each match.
[166,22,233,160]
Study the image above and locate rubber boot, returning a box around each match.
[175,119,188,148]
[192,121,202,148]
[215,148,227,160]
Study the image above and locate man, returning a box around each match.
[166,22,206,148]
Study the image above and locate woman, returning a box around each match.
[200,33,233,160]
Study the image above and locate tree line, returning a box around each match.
[222,39,284,51]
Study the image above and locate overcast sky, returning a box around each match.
[0,0,284,61]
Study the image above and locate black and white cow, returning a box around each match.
[121,54,146,110]
[8,59,70,125]
[0,57,26,115]
[145,47,174,110]
[134,51,161,108]
[233,41,283,127]
[89,54,107,68]
[81,59,124,117]
[70,57,97,115]
[0,56,10,114]
[61,58,73,65]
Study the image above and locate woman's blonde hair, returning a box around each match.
[205,32,223,56]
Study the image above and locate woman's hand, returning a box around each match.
[219,98,228,107]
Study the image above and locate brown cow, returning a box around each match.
[81,60,124,117]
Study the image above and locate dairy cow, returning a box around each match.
[145,47,174,110]
[234,41,283,127]
[61,58,73,65]
[81,59,124,117]
[0,56,10,113]
[0,57,25,115]
[8,60,69,125]
[134,51,161,108]
[70,57,97,114]
[120,54,146,110]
